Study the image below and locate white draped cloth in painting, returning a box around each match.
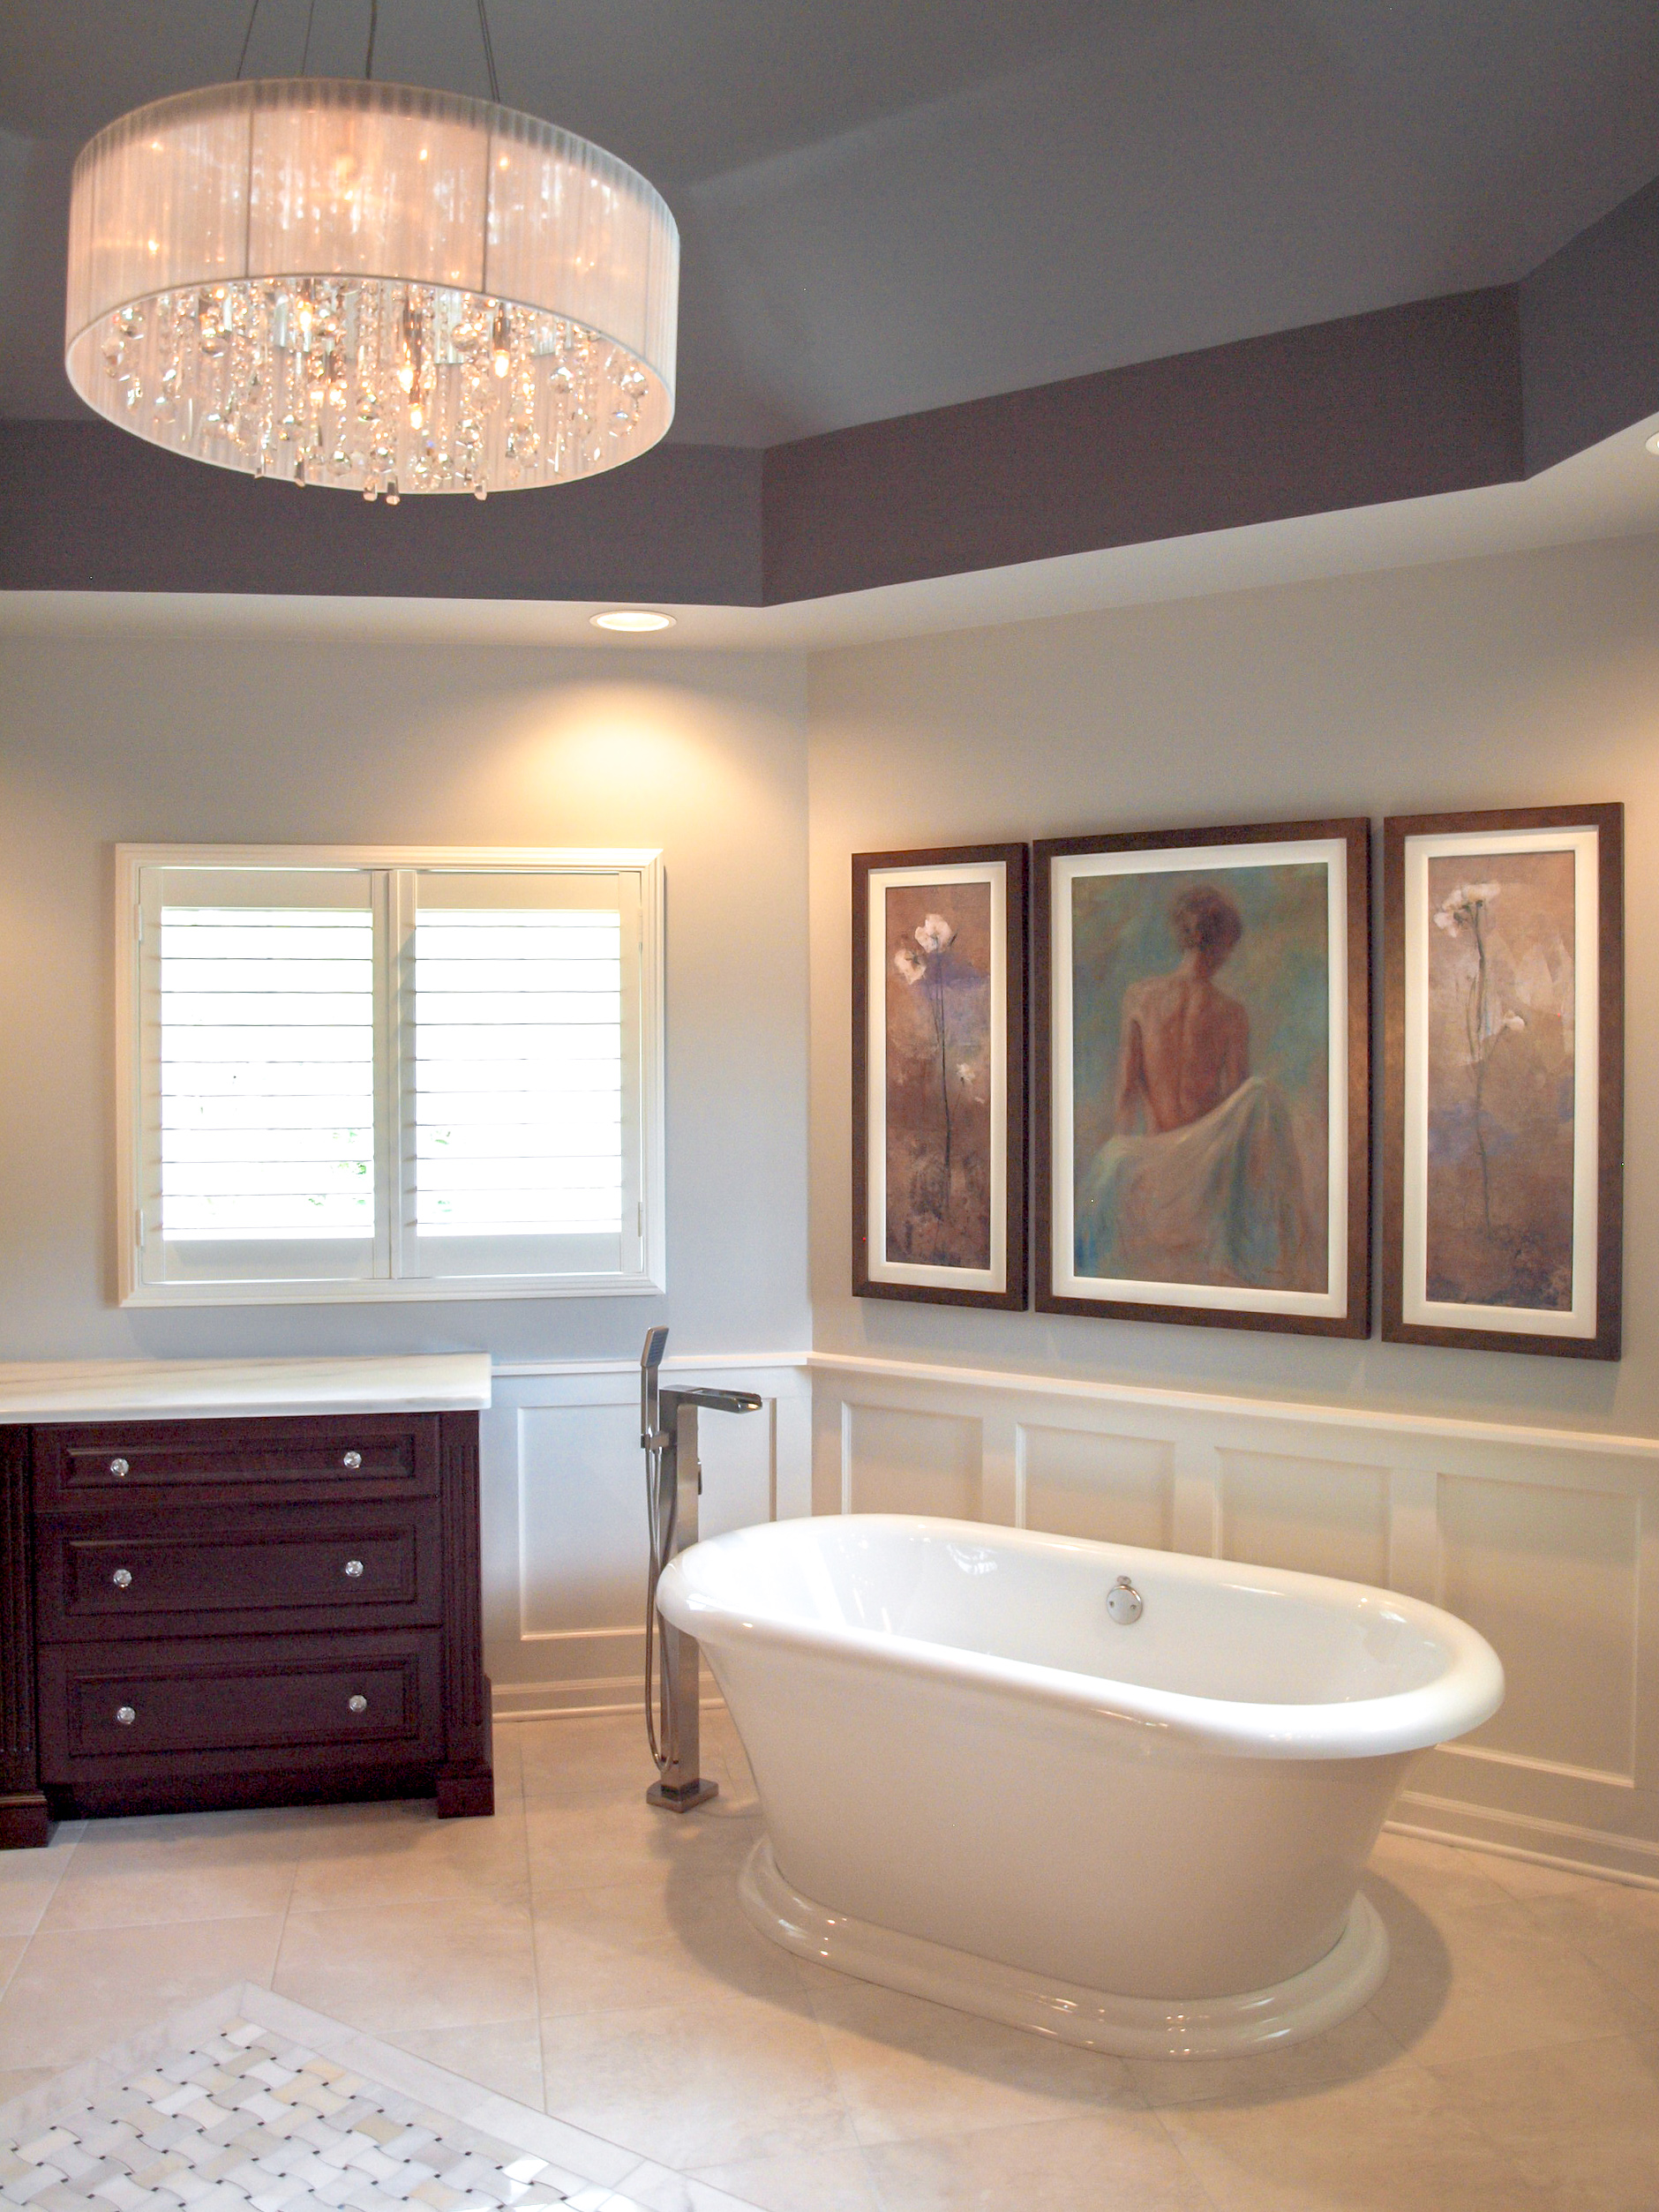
[1076,1076,1312,1291]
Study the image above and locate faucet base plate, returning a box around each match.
[647,1775,720,1815]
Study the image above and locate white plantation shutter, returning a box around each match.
[122,849,661,1302]
[139,866,380,1286]
[402,869,642,1279]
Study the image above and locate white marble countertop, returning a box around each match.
[0,1353,492,1423]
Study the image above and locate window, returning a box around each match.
[116,845,664,1304]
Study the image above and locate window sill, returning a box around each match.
[119,1271,666,1308]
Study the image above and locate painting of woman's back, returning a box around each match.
[1072,866,1329,1294]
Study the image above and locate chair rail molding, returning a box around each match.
[807,1348,1659,1888]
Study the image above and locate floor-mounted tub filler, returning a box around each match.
[656,1514,1504,2059]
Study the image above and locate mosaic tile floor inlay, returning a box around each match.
[0,2016,642,2212]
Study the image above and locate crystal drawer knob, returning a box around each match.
[342,1451,362,1469]
[111,1567,133,1590]
[343,1558,364,1579]
[109,1458,129,1478]
[115,1705,136,1726]
[348,1694,368,1714]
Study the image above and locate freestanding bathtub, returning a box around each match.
[657,1513,1504,2058]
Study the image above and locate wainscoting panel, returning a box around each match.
[1219,1449,1391,1586]
[843,1404,982,1519]
[1438,1473,1640,1784]
[1019,1426,1175,1549]
[809,1350,1659,1886]
[483,1356,810,1719]
[516,1399,642,1639]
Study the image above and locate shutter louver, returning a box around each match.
[412,907,624,1236]
[158,905,375,1240]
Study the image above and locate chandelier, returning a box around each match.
[63,23,678,501]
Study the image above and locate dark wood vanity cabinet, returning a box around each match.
[0,1410,492,1847]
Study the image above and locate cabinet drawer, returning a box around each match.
[38,1631,443,1777]
[33,1415,439,1513]
[34,1508,441,1640]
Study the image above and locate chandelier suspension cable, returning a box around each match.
[236,0,492,95]
[476,0,502,104]
[236,0,493,96]
[234,0,261,80]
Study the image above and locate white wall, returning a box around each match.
[807,534,1659,1880]
[808,534,1659,1434]
[0,626,811,1365]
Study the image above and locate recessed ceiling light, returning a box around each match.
[1646,431,1659,455]
[589,610,677,632]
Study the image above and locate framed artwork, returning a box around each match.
[1382,804,1623,1360]
[852,844,1028,1308]
[1033,818,1370,1336]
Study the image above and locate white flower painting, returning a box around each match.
[1425,851,1577,1310]
[884,888,993,1268]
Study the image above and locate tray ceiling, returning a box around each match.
[4,1,1659,443]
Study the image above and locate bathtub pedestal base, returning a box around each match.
[739,1837,1390,2061]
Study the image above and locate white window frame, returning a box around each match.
[114,843,666,1307]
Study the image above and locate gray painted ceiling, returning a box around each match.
[4,1,1659,445]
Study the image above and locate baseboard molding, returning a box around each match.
[492,1671,722,1722]
[493,1674,639,1720]
[1390,1788,1659,1890]
[493,1352,810,1380]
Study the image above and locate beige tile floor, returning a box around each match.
[1,1707,1656,2211]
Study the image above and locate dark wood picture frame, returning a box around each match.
[852,844,1028,1308]
[1381,804,1623,1361]
[1032,817,1371,1337]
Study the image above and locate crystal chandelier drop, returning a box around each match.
[64,70,678,501]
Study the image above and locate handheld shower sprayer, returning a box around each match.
[640,1327,762,1812]
[641,1323,669,1452]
